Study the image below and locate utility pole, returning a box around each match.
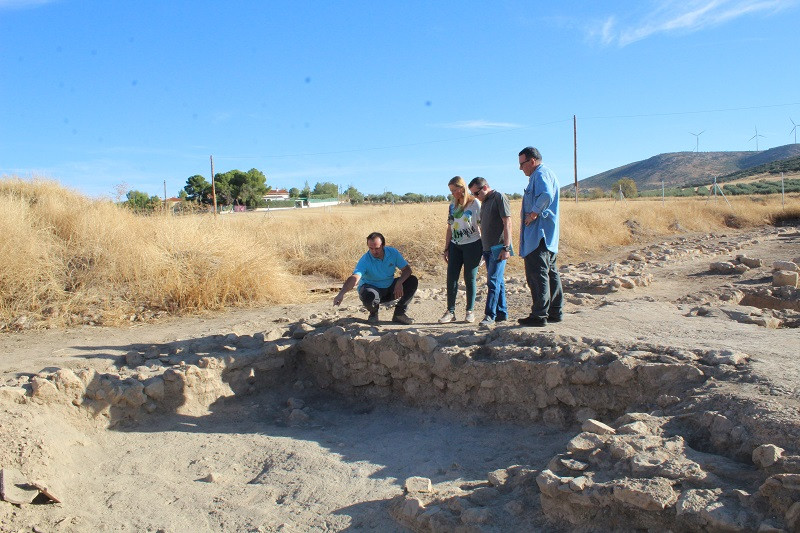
[163,180,167,213]
[210,155,217,216]
[573,115,578,203]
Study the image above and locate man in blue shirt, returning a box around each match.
[333,232,418,324]
[518,146,563,327]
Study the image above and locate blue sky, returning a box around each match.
[2,0,799,199]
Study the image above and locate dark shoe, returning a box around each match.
[367,311,379,324]
[518,315,547,327]
[547,315,563,323]
[495,314,507,323]
[392,312,414,325]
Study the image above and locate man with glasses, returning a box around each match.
[518,146,563,327]
[468,177,512,328]
[333,232,417,324]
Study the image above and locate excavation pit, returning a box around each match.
[3,320,799,532]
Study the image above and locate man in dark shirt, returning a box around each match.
[468,177,512,328]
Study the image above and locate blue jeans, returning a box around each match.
[523,240,563,320]
[482,249,507,320]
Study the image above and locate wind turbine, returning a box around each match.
[749,126,765,151]
[791,117,798,144]
[689,130,705,152]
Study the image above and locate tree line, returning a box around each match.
[118,169,451,211]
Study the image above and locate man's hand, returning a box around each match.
[499,250,510,261]
[524,212,539,226]
[393,282,404,300]
[334,274,359,306]
[442,248,449,263]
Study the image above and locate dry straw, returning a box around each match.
[1,177,797,329]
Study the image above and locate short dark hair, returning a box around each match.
[519,146,542,161]
[468,177,488,190]
[366,232,385,246]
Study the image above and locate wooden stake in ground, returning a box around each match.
[210,154,218,216]
[573,114,578,203]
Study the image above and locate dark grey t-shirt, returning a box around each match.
[479,190,511,251]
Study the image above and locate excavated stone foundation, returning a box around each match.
[3,320,799,532]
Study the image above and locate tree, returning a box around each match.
[288,187,300,198]
[588,188,606,200]
[300,180,311,198]
[124,190,160,210]
[184,175,211,203]
[345,185,364,204]
[612,178,638,198]
[112,181,130,202]
[312,181,339,197]
[212,168,270,207]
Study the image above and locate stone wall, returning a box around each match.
[297,324,739,427]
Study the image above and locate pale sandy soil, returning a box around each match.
[0,225,798,532]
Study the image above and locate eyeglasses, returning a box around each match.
[469,188,483,196]
[519,158,532,168]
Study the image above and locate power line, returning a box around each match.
[583,101,800,120]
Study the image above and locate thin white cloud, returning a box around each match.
[592,0,797,47]
[439,120,522,130]
[212,111,233,123]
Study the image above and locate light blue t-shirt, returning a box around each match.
[520,163,560,256]
[353,246,408,289]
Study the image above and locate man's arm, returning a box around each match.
[333,273,361,306]
[499,216,512,260]
[394,264,412,299]
[531,170,556,216]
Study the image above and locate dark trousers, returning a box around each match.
[523,240,563,320]
[446,240,483,312]
[358,276,418,314]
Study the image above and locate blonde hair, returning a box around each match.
[448,176,474,209]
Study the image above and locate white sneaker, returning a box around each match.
[465,310,475,323]
[479,316,495,328]
[438,311,456,323]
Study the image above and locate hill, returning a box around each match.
[716,154,800,184]
[575,144,800,192]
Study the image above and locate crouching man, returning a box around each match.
[333,232,417,324]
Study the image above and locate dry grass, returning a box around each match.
[0,178,302,329]
[1,177,797,330]
[559,195,799,260]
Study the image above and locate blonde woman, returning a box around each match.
[440,176,483,323]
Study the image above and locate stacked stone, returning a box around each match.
[560,261,653,294]
[533,414,800,532]
[773,259,800,289]
[298,326,750,426]
[0,330,297,425]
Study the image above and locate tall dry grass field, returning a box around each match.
[0,178,301,329]
[1,177,797,330]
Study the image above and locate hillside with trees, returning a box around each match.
[574,144,800,193]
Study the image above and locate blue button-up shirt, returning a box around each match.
[520,163,560,256]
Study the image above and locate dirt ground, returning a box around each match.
[1,225,798,532]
